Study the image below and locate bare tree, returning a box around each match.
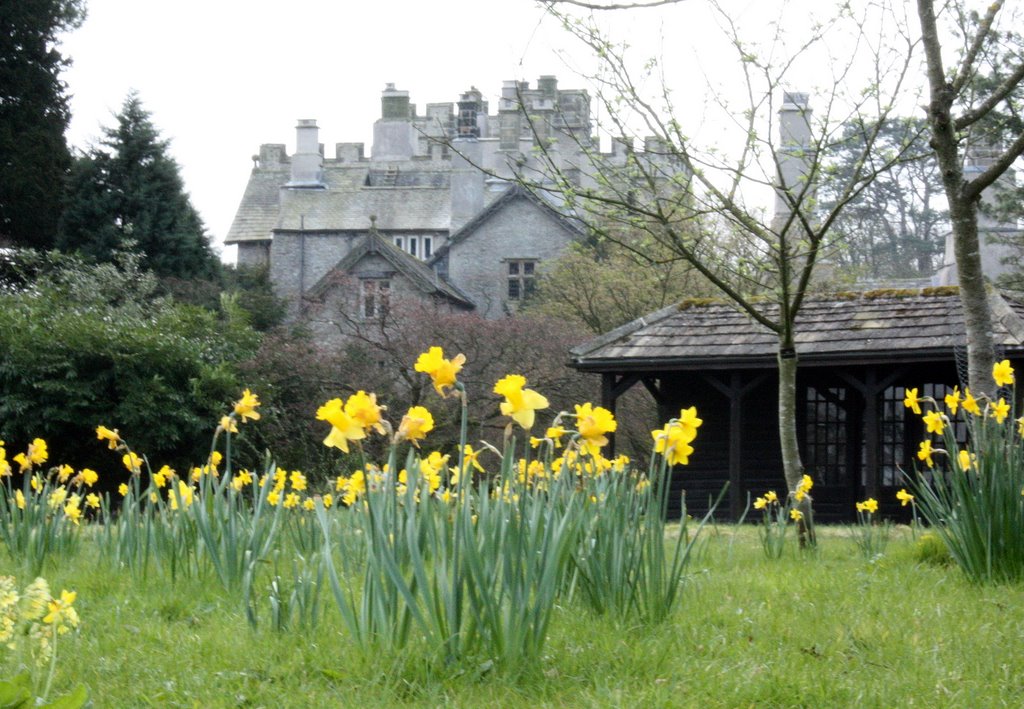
[917,0,1024,394]
[503,1,923,528]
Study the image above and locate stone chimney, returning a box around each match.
[372,83,416,161]
[772,92,813,233]
[450,137,484,231]
[287,119,324,187]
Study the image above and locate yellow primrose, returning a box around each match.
[233,389,261,422]
[993,359,1015,388]
[414,347,466,397]
[903,388,921,415]
[494,374,549,430]
[896,488,914,506]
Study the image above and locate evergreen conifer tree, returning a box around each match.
[0,0,84,248]
[59,93,221,280]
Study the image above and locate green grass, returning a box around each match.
[6,524,1023,708]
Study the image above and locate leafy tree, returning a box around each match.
[515,1,921,532]
[58,93,221,280]
[525,235,716,334]
[0,249,258,481]
[0,0,84,249]
[821,118,948,281]
[917,0,1024,394]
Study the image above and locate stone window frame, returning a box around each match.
[361,278,391,319]
[505,259,538,301]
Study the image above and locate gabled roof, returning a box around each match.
[276,185,451,232]
[428,184,586,265]
[304,227,475,309]
[571,288,1024,371]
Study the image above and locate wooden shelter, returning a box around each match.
[569,288,1024,522]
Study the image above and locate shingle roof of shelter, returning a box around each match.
[571,288,1024,371]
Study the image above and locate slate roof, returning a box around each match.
[571,289,1024,371]
[304,227,474,310]
[225,161,517,244]
[428,184,586,265]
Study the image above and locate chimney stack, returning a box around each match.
[287,119,324,187]
[772,92,813,233]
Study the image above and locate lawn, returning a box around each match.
[6,524,1022,709]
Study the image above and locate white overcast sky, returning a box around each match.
[57,0,942,262]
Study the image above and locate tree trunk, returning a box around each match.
[950,198,998,396]
[777,344,813,545]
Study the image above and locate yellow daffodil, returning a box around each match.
[14,490,25,510]
[958,449,977,472]
[57,464,73,483]
[118,483,129,497]
[122,452,143,475]
[576,403,617,455]
[322,493,334,508]
[991,397,1010,424]
[944,386,961,415]
[1018,416,1024,438]
[962,389,981,416]
[48,487,68,510]
[794,474,813,501]
[85,493,100,509]
[30,475,41,492]
[651,421,694,466]
[790,508,803,521]
[96,425,120,450]
[753,496,767,510]
[344,391,387,434]
[494,374,549,430]
[917,439,934,468]
[317,397,367,453]
[79,468,99,487]
[896,488,914,506]
[545,425,566,448]
[993,359,1015,388]
[63,497,82,525]
[396,406,434,446]
[414,347,466,397]
[765,490,778,504]
[923,410,945,436]
[289,470,307,491]
[233,389,261,422]
[283,492,300,509]
[219,415,238,434]
[903,387,921,415]
[855,498,878,514]
[13,438,47,471]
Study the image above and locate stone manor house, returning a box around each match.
[226,77,675,336]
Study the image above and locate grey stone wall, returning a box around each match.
[270,232,357,314]
[236,241,270,268]
[446,197,576,318]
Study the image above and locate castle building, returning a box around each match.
[226,77,675,333]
